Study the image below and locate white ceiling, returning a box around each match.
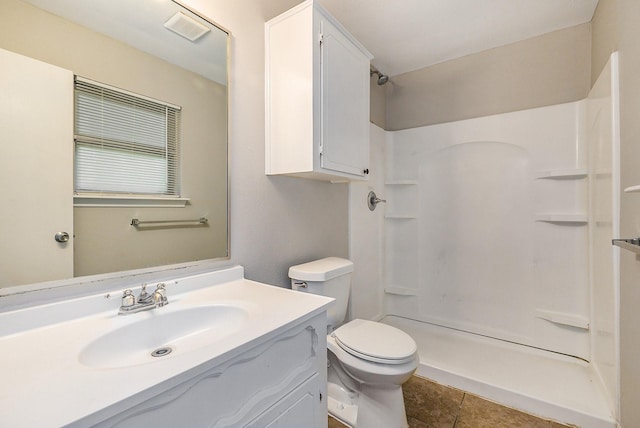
[318,0,599,77]
[23,0,599,82]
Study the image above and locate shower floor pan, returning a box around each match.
[381,315,616,428]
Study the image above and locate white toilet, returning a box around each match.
[289,257,418,428]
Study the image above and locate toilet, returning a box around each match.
[289,257,418,428]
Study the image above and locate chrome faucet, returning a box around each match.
[118,283,168,315]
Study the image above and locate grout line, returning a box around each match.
[452,392,466,427]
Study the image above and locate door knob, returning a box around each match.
[54,232,70,243]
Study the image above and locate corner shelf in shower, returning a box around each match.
[623,184,640,193]
[384,286,418,296]
[534,168,587,179]
[534,214,588,223]
[535,309,589,330]
[384,180,418,220]
[385,180,419,185]
[385,213,417,219]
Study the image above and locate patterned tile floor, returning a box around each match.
[328,376,576,428]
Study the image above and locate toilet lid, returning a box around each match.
[333,319,417,365]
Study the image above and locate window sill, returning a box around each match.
[74,194,189,208]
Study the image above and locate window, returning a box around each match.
[74,77,181,197]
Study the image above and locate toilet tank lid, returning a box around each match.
[288,257,354,281]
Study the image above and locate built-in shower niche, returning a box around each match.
[384,101,590,359]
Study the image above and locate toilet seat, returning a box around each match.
[333,319,417,365]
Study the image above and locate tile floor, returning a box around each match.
[328,375,577,428]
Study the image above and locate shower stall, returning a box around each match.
[348,54,619,428]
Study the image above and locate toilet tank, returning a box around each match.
[289,257,353,330]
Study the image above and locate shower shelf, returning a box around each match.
[534,214,587,223]
[623,184,640,193]
[385,214,417,219]
[535,309,589,330]
[384,286,418,296]
[534,168,587,179]
[385,180,418,185]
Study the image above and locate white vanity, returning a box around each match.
[0,266,332,427]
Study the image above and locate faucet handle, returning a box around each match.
[153,283,168,307]
[137,284,149,303]
[121,289,135,308]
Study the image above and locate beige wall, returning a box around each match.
[370,78,386,129]
[385,23,592,130]
[591,0,618,87]
[0,0,228,276]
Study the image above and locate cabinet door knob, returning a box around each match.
[363,168,369,175]
[54,232,70,243]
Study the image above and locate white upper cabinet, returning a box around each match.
[265,0,373,182]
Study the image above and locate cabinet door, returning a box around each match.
[0,48,74,287]
[245,374,325,428]
[320,17,369,178]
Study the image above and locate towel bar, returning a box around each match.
[131,217,208,227]
[612,238,640,254]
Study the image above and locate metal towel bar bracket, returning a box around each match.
[131,217,208,227]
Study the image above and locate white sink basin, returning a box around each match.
[79,305,248,369]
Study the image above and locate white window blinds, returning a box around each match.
[74,77,181,196]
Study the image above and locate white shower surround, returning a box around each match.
[349,54,619,427]
[386,101,590,358]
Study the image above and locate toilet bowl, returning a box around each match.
[326,319,418,428]
[289,258,418,428]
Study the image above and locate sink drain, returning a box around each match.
[151,346,173,357]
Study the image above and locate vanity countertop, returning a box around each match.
[0,266,332,428]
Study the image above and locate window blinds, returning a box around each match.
[74,77,181,196]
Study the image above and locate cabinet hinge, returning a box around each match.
[319,33,323,46]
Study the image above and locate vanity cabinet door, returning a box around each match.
[244,374,324,428]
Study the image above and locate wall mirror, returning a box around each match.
[0,0,229,290]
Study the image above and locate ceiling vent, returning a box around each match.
[164,11,210,42]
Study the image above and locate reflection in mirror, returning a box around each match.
[0,0,228,289]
